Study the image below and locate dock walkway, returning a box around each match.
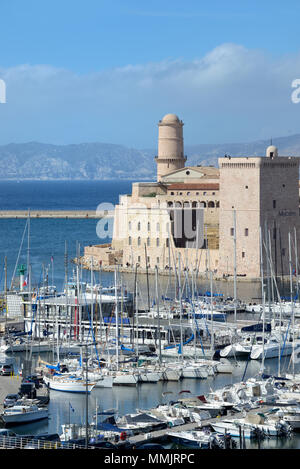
[0,374,49,414]
[127,405,271,445]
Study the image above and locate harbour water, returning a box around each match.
[0,180,298,450]
[0,180,134,291]
[4,352,300,449]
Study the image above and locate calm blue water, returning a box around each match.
[0,217,114,291]
[0,181,298,448]
[0,181,136,291]
[5,354,300,449]
[0,180,134,210]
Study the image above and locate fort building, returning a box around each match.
[83,114,300,280]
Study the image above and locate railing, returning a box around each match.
[0,435,98,450]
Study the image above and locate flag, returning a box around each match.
[23,276,28,287]
[69,402,75,413]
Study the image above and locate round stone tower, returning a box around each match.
[155,113,186,182]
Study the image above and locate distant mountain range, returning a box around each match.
[1,134,300,180]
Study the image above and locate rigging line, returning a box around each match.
[10,218,28,290]
[82,291,101,368]
[242,232,283,381]
[184,270,206,357]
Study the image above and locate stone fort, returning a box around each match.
[84,113,300,280]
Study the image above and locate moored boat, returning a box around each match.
[1,403,48,425]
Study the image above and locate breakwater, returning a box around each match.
[0,210,114,219]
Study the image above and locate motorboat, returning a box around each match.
[250,334,296,360]
[273,406,300,430]
[220,336,253,359]
[211,413,292,438]
[1,402,48,425]
[167,429,232,449]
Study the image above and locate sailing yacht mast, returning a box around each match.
[91,256,94,337]
[155,266,162,364]
[233,210,237,323]
[294,227,299,302]
[27,209,32,327]
[135,269,139,356]
[114,267,119,371]
[260,226,265,374]
[210,270,214,356]
[288,232,295,378]
[178,253,183,361]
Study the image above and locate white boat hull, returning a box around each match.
[250,344,293,360]
[163,369,181,381]
[2,409,48,424]
[43,375,96,393]
[220,344,251,358]
[138,372,161,383]
[113,373,138,386]
[181,367,208,379]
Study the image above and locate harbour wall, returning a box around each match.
[0,210,114,219]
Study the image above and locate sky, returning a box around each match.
[0,0,300,148]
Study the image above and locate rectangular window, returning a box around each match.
[242,252,245,258]
[230,228,234,236]
[273,200,276,209]
[245,228,249,236]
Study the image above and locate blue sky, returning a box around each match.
[0,0,300,147]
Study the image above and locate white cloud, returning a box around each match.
[0,43,300,146]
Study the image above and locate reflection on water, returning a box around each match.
[4,351,300,449]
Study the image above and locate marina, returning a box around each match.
[2,0,300,456]
[0,189,299,452]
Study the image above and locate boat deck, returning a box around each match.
[125,404,272,446]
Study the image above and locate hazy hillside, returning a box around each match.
[0,134,300,180]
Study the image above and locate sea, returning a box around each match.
[0,180,299,450]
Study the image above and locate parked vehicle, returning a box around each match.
[3,394,20,408]
[0,364,14,376]
[18,382,37,399]
[22,375,41,389]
